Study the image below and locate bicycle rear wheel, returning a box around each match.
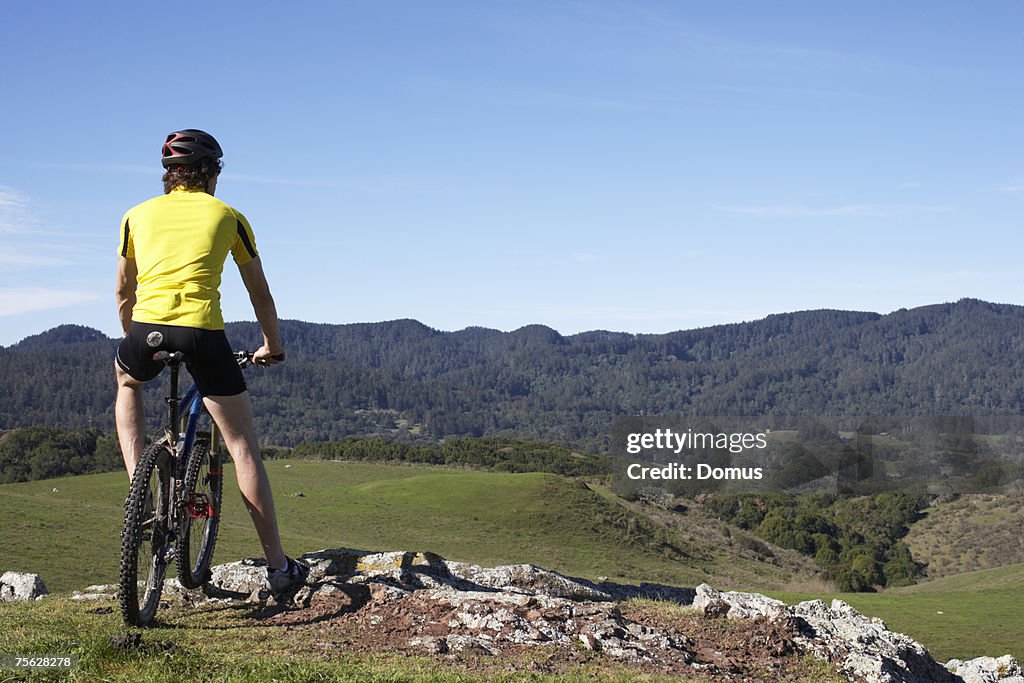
[119,441,172,627]
[177,432,223,588]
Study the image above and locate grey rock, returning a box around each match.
[946,655,1024,683]
[204,558,270,600]
[301,548,443,586]
[578,632,600,651]
[693,583,787,621]
[409,636,449,654]
[444,634,495,655]
[790,598,954,683]
[0,572,48,602]
[688,584,970,683]
[442,561,613,601]
[71,584,118,601]
[297,548,613,602]
[294,547,367,580]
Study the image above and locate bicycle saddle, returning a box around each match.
[153,350,189,366]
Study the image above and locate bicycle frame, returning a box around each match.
[162,361,221,470]
[178,379,212,464]
[154,358,222,552]
[164,362,196,458]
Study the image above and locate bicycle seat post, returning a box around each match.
[153,350,187,446]
[167,363,181,444]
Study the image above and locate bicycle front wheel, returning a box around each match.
[177,432,223,588]
[119,441,172,627]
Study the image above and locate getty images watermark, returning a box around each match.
[623,427,768,481]
[609,415,1024,498]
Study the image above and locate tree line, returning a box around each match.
[291,436,610,476]
[4,299,1024,449]
[0,426,122,483]
[0,427,608,484]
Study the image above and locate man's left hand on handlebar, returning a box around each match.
[253,346,286,366]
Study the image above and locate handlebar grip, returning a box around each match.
[234,350,285,367]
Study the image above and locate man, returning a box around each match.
[114,129,307,599]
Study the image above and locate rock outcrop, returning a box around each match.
[692,584,998,683]
[65,549,1022,682]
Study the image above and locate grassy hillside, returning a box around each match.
[1,462,1021,671]
[0,460,810,595]
[770,563,1024,662]
[904,493,1024,579]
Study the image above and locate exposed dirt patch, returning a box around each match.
[245,587,836,681]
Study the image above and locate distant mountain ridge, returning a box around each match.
[2,298,1023,447]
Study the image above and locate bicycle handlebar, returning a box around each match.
[154,350,284,368]
[233,350,286,368]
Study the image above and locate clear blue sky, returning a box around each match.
[1,1,1021,346]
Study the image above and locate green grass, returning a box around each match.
[0,459,797,595]
[767,563,1024,663]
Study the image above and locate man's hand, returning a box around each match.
[253,345,285,366]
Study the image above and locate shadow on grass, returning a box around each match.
[154,582,373,630]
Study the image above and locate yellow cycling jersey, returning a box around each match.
[118,188,258,330]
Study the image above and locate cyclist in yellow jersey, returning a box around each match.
[119,187,259,330]
[114,129,307,597]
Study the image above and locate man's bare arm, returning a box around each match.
[115,256,138,336]
[238,256,284,363]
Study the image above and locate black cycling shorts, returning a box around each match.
[115,321,247,397]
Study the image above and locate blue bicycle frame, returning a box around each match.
[179,382,204,462]
[158,353,211,475]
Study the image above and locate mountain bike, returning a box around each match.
[118,349,257,627]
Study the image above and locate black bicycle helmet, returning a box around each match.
[161,129,223,168]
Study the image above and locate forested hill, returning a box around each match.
[2,298,1023,448]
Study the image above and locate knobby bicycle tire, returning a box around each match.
[119,441,172,627]
[177,433,223,588]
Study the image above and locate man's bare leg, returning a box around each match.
[204,392,288,570]
[114,363,146,481]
